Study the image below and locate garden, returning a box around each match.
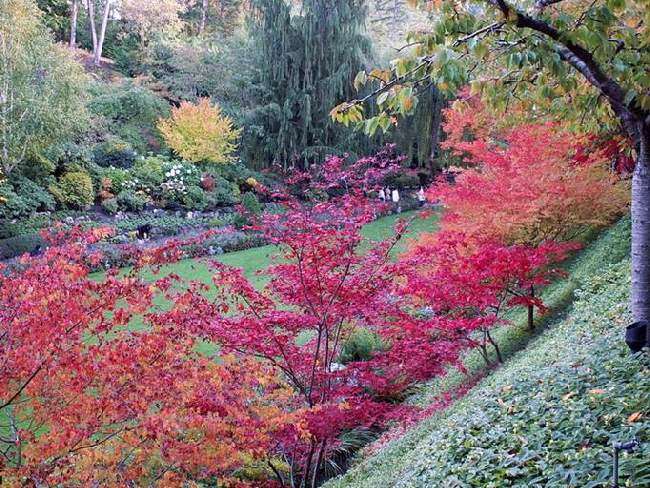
[1,0,649,486]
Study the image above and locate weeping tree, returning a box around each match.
[393,84,446,176]
[246,0,374,169]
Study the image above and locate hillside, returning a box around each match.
[365,0,430,57]
[325,218,650,487]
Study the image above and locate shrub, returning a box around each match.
[339,328,385,364]
[158,160,202,207]
[93,140,137,169]
[130,155,167,193]
[205,176,241,208]
[157,98,241,164]
[231,212,249,229]
[114,215,193,236]
[101,167,131,195]
[241,191,262,215]
[116,189,148,212]
[51,171,95,209]
[0,214,50,239]
[0,233,45,260]
[101,198,119,215]
[0,177,55,220]
[88,81,170,153]
[180,185,208,210]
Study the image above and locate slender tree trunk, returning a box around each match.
[86,0,98,57]
[428,86,444,178]
[69,0,79,48]
[200,0,209,34]
[632,124,650,332]
[527,285,535,331]
[93,0,112,66]
[485,328,503,363]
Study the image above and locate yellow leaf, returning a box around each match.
[562,391,576,401]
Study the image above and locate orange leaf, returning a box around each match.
[628,412,643,423]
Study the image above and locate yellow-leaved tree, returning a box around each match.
[158,98,241,164]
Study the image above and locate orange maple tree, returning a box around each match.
[428,95,630,246]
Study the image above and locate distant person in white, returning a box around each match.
[417,187,426,207]
[391,188,400,213]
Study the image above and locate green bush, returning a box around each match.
[114,215,191,236]
[88,80,170,153]
[130,156,167,193]
[241,192,262,215]
[116,189,148,212]
[54,142,94,177]
[0,214,53,239]
[231,212,250,229]
[101,167,131,195]
[0,176,56,220]
[208,177,241,207]
[93,140,137,169]
[339,328,385,364]
[0,233,45,260]
[101,198,119,215]
[180,185,208,210]
[50,171,95,209]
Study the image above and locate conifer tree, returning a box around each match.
[248,0,372,169]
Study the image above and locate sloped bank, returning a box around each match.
[326,217,649,487]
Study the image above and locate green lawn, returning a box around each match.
[137,209,438,289]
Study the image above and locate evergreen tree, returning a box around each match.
[247,0,373,169]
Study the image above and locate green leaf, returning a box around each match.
[353,70,367,91]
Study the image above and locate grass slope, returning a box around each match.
[326,217,650,488]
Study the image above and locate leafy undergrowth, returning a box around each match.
[326,217,650,487]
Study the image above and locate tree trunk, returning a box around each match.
[428,86,444,178]
[632,124,650,332]
[527,285,535,331]
[200,0,209,34]
[86,0,98,57]
[69,0,79,48]
[93,0,112,66]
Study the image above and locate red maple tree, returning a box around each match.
[0,228,294,485]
